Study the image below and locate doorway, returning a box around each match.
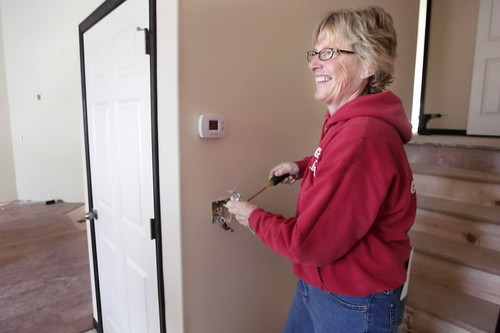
[79,0,165,331]
[415,0,500,136]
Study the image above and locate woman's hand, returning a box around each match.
[269,162,300,185]
[226,201,258,228]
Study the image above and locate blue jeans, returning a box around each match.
[282,280,406,333]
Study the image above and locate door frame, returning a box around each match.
[78,0,165,331]
[415,0,468,136]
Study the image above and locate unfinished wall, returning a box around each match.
[423,0,480,130]
[158,0,419,332]
[0,4,17,202]
[0,0,104,202]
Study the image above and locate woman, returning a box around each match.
[227,6,416,333]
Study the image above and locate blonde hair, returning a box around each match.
[313,6,397,95]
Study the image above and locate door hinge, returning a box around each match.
[137,27,151,55]
[150,218,156,240]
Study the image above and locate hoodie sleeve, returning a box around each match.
[248,118,396,266]
[294,156,312,179]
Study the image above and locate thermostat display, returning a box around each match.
[209,120,218,130]
[198,114,226,138]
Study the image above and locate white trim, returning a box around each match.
[157,0,184,332]
[411,0,428,133]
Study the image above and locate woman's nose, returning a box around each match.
[308,56,321,71]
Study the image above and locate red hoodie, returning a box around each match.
[249,91,417,296]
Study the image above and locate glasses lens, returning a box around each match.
[306,51,316,62]
[319,49,334,61]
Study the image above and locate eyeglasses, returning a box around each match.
[306,48,355,62]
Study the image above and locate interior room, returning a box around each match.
[1,0,499,332]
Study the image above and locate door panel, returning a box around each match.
[467,0,500,136]
[82,0,160,331]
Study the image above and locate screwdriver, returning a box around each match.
[247,173,290,202]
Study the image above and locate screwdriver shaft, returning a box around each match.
[246,173,290,202]
[247,187,267,202]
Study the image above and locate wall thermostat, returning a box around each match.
[198,114,226,138]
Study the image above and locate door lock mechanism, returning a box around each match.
[85,209,98,221]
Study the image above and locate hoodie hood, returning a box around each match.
[325,91,413,143]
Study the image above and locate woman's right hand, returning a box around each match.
[269,162,300,185]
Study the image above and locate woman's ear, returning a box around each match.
[361,66,376,80]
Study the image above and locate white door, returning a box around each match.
[82,0,161,332]
[467,0,500,136]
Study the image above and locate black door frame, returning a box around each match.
[78,0,165,331]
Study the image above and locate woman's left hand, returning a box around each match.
[226,201,258,228]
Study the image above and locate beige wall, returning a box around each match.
[424,0,480,130]
[0,3,17,202]
[158,0,419,332]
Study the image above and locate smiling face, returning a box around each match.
[309,34,372,115]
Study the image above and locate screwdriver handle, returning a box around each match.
[267,173,290,187]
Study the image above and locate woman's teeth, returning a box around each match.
[316,77,331,83]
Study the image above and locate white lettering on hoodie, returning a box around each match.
[309,147,322,177]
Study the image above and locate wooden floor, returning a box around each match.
[0,201,93,333]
